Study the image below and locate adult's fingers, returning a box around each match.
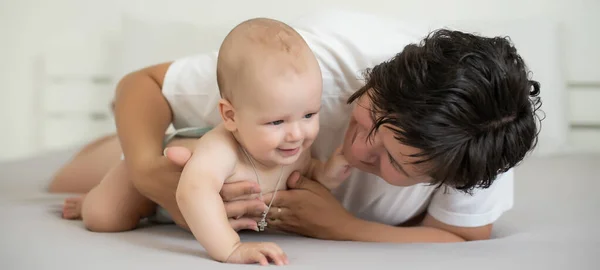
[229,217,258,232]
[287,171,329,194]
[266,206,290,220]
[262,218,292,234]
[163,146,192,167]
[224,199,267,219]
[220,181,261,201]
[262,190,296,208]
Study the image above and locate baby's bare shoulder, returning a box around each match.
[195,125,237,148]
[188,125,240,168]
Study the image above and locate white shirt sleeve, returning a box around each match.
[161,52,223,130]
[427,169,515,227]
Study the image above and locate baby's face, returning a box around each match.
[234,68,322,166]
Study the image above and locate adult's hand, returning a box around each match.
[163,146,267,231]
[262,171,357,240]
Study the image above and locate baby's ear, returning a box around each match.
[218,98,237,132]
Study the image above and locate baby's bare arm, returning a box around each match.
[175,127,240,262]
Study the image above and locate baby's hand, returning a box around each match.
[324,146,352,183]
[226,242,289,266]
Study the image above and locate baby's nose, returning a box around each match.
[285,123,302,142]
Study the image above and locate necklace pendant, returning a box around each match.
[257,219,267,232]
[257,211,268,231]
[240,146,284,233]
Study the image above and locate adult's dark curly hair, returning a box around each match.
[348,29,543,193]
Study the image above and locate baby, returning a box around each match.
[62,18,351,266]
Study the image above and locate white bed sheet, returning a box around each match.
[0,149,598,269]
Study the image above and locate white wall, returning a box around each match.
[1,0,599,161]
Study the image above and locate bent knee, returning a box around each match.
[81,209,139,232]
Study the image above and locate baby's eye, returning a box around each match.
[304,113,315,119]
[270,120,284,125]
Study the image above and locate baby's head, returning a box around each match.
[217,18,323,167]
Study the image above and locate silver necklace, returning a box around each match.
[240,146,284,232]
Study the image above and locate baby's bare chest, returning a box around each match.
[225,162,304,199]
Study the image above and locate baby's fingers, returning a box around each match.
[261,244,289,266]
[247,251,269,266]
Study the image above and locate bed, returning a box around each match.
[1,149,598,269]
[2,8,597,270]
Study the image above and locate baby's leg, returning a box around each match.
[62,161,156,232]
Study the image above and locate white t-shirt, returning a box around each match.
[161,11,513,228]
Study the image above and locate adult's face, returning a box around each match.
[341,92,432,186]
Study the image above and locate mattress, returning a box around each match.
[1,149,598,270]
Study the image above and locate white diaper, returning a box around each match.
[148,206,174,224]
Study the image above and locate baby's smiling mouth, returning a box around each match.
[277,147,300,156]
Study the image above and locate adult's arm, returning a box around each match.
[263,172,501,242]
[113,63,176,203]
[341,213,492,242]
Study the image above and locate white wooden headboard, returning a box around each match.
[32,10,600,157]
[35,49,117,151]
[4,1,599,162]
